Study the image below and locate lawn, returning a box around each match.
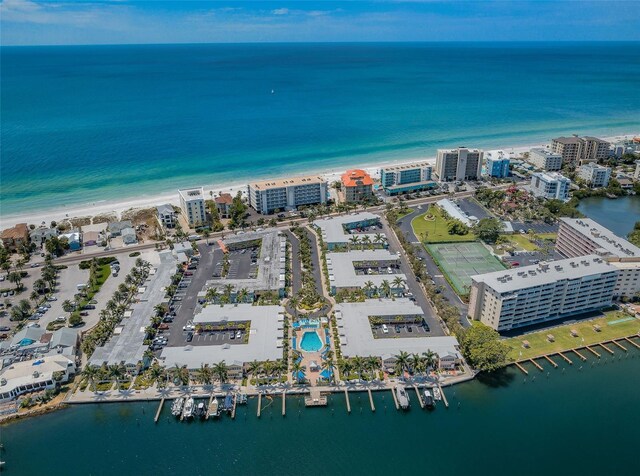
[411,207,476,243]
[505,312,640,361]
[506,234,539,251]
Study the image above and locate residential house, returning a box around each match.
[214,193,234,218]
[157,204,177,229]
[1,223,29,251]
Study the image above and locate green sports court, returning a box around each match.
[426,242,507,295]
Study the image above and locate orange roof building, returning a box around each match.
[214,193,234,218]
[341,169,374,203]
[1,223,29,251]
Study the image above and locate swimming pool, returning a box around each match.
[299,331,323,352]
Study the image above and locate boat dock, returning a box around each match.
[231,394,237,419]
[344,388,351,413]
[304,388,327,407]
[282,391,286,416]
[391,387,399,410]
[543,355,558,368]
[514,362,529,375]
[257,393,262,418]
[585,345,601,358]
[599,342,614,355]
[572,349,587,361]
[625,337,640,350]
[205,394,215,420]
[413,385,425,409]
[611,340,627,352]
[154,397,165,423]
[530,359,543,371]
[558,351,572,364]
[438,383,449,408]
[367,388,375,412]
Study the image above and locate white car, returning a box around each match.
[382,324,389,334]
[55,316,66,323]
[183,324,195,332]
[47,296,58,301]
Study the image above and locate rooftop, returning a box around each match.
[560,217,640,259]
[214,193,233,205]
[335,299,459,359]
[179,187,204,201]
[552,136,581,145]
[380,160,433,172]
[249,175,325,190]
[327,249,406,289]
[531,171,570,182]
[1,223,29,240]
[157,204,175,215]
[530,147,562,157]
[313,212,380,244]
[160,304,284,368]
[471,255,618,294]
[0,355,75,396]
[341,169,373,187]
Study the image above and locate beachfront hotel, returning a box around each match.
[340,169,374,203]
[551,135,610,166]
[379,161,436,195]
[577,163,612,188]
[468,255,619,332]
[485,155,510,178]
[556,217,640,299]
[435,148,483,182]
[528,148,563,171]
[529,171,571,201]
[178,187,206,227]
[247,175,328,214]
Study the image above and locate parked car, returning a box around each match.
[83,305,96,310]
[186,332,194,342]
[236,330,242,339]
[26,323,40,328]
[80,312,89,317]
[382,324,389,334]
[55,316,67,323]
[0,326,10,331]
[47,296,58,301]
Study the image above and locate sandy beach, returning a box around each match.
[1,132,636,229]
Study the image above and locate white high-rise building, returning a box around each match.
[577,163,611,188]
[435,148,483,182]
[529,172,571,201]
[248,175,328,214]
[528,148,563,171]
[468,256,619,332]
[178,187,206,227]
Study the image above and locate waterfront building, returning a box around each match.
[248,175,328,214]
[379,161,436,195]
[335,299,460,370]
[59,231,82,251]
[313,212,383,250]
[529,171,571,201]
[435,147,483,182]
[82,231,101,247]
[121,227,137,245]
[551,135,610,166]
[577,163,612,188]
[326,249,406,295]
[556,217,640,299]
[214,193,233,218]
[160,304,284,374]
[178,187,206,227]
[341,169,374,202]
[0,223,29,251]
[528,148,563,171]
[107,220,133,237]
[468,255,619,332]
[635,161,640,180]
[485,155,510,178]
[157,204,177,229]
[0,355,76,403]
[29,226,58,247]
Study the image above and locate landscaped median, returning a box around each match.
[411,207,476,243]
[505,311,640,362]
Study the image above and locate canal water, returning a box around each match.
[3,353,640,476]
[577,195,640,237]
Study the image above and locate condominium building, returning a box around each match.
[341,169,374,203]
[528,148,563,171]
[529,172,571,201]
[178,187,206,227]
[577,163,612,188]
[435,148,483,182]
[634,161,640,181]
[468,255,619,332]
[247,175,328,214]
[556,217,640,298]
[379,161,436,195]
[485,156,510,178]
[551,136,610,166]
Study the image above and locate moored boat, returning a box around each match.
[396,384,410,410]
[210,397,219,418]
[433,387,442,401]
[195,401,206,419]
[237,393,247,405]
[183,397,195,419]
[171,397,184,417]
[423,389,435,408]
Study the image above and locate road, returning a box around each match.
[283,230,302,295]
[304,228,325,297]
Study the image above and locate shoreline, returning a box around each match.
[1,131,637,229]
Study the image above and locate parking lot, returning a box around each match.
[372,321,430,338]
[456,198,494,220]
[511,221,558,234]
[188,329,246,346]
[211,247,259,279]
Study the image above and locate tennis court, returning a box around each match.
[426,242,506,295]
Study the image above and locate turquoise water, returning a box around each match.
[299,331,323,352]
[577,196,640,237]
[3,353,640,475]
[2,42,640,216]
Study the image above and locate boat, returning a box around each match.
[237,393,247,405]
[433,387,442,401]
[396,384,410,410]
[183,397,195,419]
[224,393,234,412]
[209,397,219,417]
[171,397,184,417]
[195,401,206,419]
[423,389,435,408]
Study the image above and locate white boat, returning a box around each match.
[396,384,410,410]
[433,387,442,401]
[423,389,435,408]
[210,397,219,417]
[196,401,206,419]
[183,397,195,418]
[171,397,184,417]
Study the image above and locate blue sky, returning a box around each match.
[2,0,639,45]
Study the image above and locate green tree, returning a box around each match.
[473,217,503,243]
[459,323,510,372]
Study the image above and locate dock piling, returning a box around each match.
[543,355,558,368]
[257,393,262,418]
[413,385,425,409]
[154,397,165,423]
[282,391,286,417]
[611,340,627,352]
[367,388,375,412]
[438,383,449,409]
[344,388,351,413]
[391,387,399,410]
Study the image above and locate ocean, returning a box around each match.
[3,354,640,476]
[1,42,639,217]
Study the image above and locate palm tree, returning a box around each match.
[30,291,40,305]
[321,359,336,383]
[380,280,392,298]
[394,351,411,379]
[366,356,380,380]
[82,365,100,392]
[373,233,385,248]
[8,271,23,290]
[171,364,190,387]
[363,280,375,298]
[205,287,219,304]
[236,287,249,304]
[422,350,437,374]
[337,359,353,381]
[392,276,405,294]
[247,360,262,383]
[348,235,360,250]
[352,356,366,381]
[288,295,300,317]
[223,284,235,302]
[361,235,372,250]
[411,353,424,375]
[262,359,275,379]
[291,361,305,384]
[108,364,125,388]
[212,361,229,384]
[195,364,213,386]
[62,299,74,312]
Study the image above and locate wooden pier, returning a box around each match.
[282,391,286,416]
[304,388,328,407]
[257,393,262,418]
[557,351,573,364]
[205,394,215,420]
[344,388,351,413]
[585,345,601,358]
[625,337,640,350]
[514,362,529,375]
[367,388,375,412]
[438,383,449,409]
[154,397,165,423]
[543,355,558,368]
[572,349,587,361]
[413,385,425,409]
[611,340,627,352]
[599,343,614,355]
[391,387,399,410]
[231,394,237,419]
[530,359,543,371]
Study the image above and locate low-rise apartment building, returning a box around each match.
[341,169,374,203]
[435,148,483,182]
[380,161,436,195]
[248,176,328,214]
[528,148,563,171]
[157,204,177,228]
[529,172,571,201]
[1,223,29,251]
[577,163,612,188]
[179,187,206,227]
[469,255,619,332]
